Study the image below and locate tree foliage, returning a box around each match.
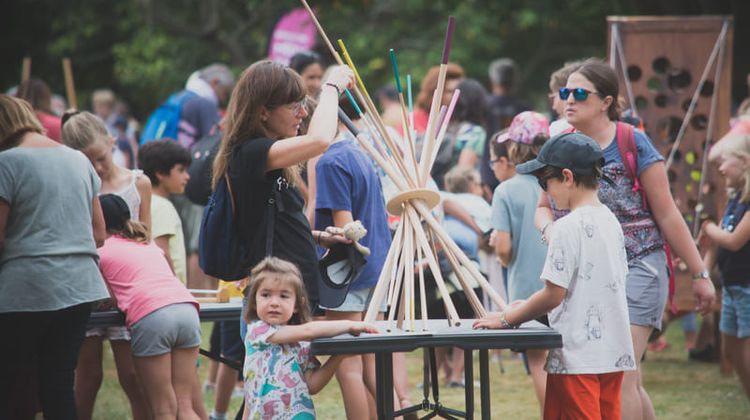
[1,0,746,118]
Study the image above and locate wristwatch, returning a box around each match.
[691,270,710,281]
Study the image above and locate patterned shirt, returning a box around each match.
[542,205,635,374]
[551,128,665,262]
[244,320,320,420]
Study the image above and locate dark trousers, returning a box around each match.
[0,303,92,420]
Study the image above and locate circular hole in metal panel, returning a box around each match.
[635,96,649,111]
[647,77,663,93]
[654,94,669,108]
[691,115,708,130]
[627,65,642,82]
[700,81,715,97]
[652,57,670,74]
[668,69,692,92]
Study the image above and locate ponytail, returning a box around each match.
[112,219,150,244]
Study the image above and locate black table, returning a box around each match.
[311,319,562,420]
[86,301,244,328]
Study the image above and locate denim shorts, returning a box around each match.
[720,285,750,338]
[130,303,201,357]
[319,286,387,313]
[625,249,669,330]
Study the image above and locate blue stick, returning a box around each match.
[389,48,403,93]
[407,74,413,115]
[344,89,363,116]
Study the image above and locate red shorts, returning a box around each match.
[544,372,624,420]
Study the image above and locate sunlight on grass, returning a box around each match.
[93,321,750,419]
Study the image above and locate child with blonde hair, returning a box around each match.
[62,110,151,420]
[700,133,750,401]
[242,257,378,419]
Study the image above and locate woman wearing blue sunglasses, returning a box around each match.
[535,58,716,420]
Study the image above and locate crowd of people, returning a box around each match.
[0,46,749,420]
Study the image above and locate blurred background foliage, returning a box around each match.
[2,0,748,118]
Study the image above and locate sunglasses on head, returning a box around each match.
[559,87,599,102]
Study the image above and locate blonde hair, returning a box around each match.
[244,257,310,325]
[443,166,480,193]
[507,135,548,166]
[112,220,151,244]
[720,134,750,202]
[0,94,44,149]
[61,111,109,150]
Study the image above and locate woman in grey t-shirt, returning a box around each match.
[0,94,109,418]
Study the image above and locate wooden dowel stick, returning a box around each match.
[413,201,507,311]
[418,74,446,186]
[417,241,429,331]
[299,0,342,64]
[404,217,415,331]
[435,231,487,318]
[404,206,461,325]
[62,58,77,109]
[428,90,461,170]
[21,57,31,83]
[364,217,404,322]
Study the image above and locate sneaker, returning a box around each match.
[202,381,216,393]
[231,385,244,399]
[447,381,465,389]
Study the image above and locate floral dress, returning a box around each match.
[243,320,320,420]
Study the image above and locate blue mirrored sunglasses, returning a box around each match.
[559,87,599,102]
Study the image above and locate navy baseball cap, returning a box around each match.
[516,132,604,175]
[317,243,367,309]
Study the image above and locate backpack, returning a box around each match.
[139,90,197,144]
[185,127,221,206]
[615,122,678,313]
[198,174,278,280]
[198,176,248,280]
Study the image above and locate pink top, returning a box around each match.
[36,111,62,142]
[98,236,198,326]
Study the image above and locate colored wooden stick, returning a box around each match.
[416,241,429,331]
[407,74,414,132]
[428,89,461,170]
[390,49,419,183]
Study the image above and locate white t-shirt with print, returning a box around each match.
[541,205,635,375]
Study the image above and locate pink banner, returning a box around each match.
[267,8,317,65]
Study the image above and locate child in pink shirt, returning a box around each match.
[97,194,202,419]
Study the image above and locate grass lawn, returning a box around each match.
[91,321,750,419]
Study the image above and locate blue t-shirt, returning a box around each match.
[315,140,392,290]
[491,174,547,301]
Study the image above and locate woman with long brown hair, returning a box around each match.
[212,60,354,309]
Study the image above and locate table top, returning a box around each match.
[86,301,243,328]
[311,319,562,355]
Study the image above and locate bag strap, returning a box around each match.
[615,121,647,209]
[615,121,677,313]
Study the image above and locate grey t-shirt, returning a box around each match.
[0,146,108,312]
[491,174,547,301]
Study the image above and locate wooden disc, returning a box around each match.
[386,188,441,216]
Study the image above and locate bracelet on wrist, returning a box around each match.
[324,82,342,96]
[499,311,517,329]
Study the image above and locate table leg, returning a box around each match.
[480,349,490,419]
[375,351,394,420]
[464,350,474,420]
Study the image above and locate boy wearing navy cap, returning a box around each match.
[474,132,635,419]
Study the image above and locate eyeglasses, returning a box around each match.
[559,87,599,102]
[287,97,308,114]
[489,158,498,168]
